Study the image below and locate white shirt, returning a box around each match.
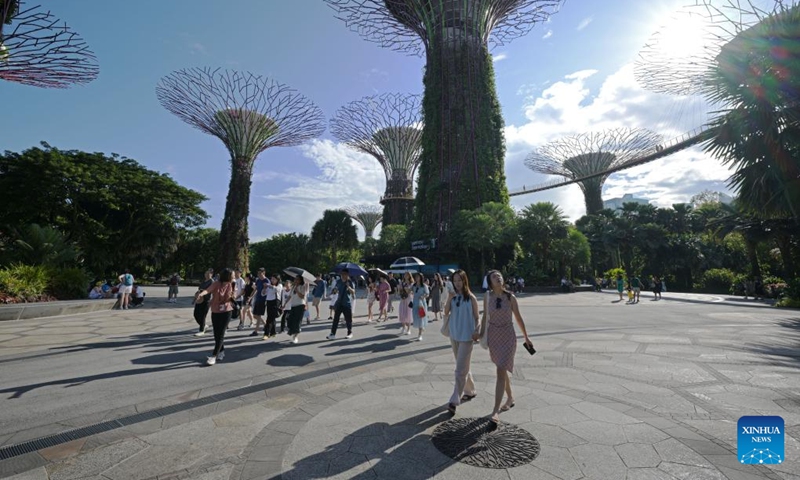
[234,277,245,300]
[329,293,338,305]
[265,284,282,301]
[445,280,455,295]
[289,284,308,308]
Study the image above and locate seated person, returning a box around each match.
[89,283,105,299]
[130,285,146,307]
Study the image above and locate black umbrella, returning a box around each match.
[283,267,316,284]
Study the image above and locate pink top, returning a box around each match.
[207,281,234,313]
[377,282,390,298]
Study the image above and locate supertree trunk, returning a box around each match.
[580,179,605,216]
[415,42,507,241]
[383,199,414,225]
[218,158,254,272]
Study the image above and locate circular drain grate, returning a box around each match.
[431,417,540,469]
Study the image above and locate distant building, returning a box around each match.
[603,193,650,212]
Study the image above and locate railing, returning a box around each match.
[508,124,717,197]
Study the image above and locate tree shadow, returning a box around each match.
[275,405,453,480]
[324,338,412,356]
[268,354,314,367]
[734,317,800,367]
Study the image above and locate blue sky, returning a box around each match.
[0,0,732,240]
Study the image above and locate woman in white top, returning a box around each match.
[443,269,480,415]
[287,276,308,344]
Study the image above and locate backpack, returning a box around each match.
[123,274,133,286]
[170,275,178,286]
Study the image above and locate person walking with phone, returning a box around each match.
[478,270,534,425]
[327,270,356,340]
[286,276,308,344]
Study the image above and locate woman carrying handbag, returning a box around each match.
[442,269,480,415]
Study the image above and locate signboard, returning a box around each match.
[411,238,437,251]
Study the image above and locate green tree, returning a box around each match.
[161,228,219,281]
[450,202,517,279]
[377,224,408,255]
[250,233,320,275]
[551,227,591,279]
[5,224,80,267]
[518,202,569,277]
[310,210,359,267]
[0,144,208,276]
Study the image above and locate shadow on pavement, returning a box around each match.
[738,317,800,366]
[275,405,452,480]
[268,354,314,367]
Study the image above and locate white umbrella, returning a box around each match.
[389,256,425,269]
[283,267,316,284]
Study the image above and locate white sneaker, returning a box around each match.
[326,334,336,340]
[404,330,411,336]
[206,356,216,365]
[217,351,225,361]
[345,333,353,339]
[292,335,299,344]
[237,324,244,331]
[194,330,206,337]
[417,336,423,342]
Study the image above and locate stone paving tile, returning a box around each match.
[614,443,661,468]
[563,420,629,446]
[658,461,727,479]
[530,405,591,426]
[653,438,717,469]
[569,443,627,480]
[1,467,50,480]
[46,438,149,480]
[533,445,584,480]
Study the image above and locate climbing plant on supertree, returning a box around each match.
[525,128,662,215]
[325,0,562,246]
[156,68,325,272]
[330,93,423,226]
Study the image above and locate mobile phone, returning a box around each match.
[523,341,536,356]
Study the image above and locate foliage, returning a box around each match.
[0,264,50,300]
[551,227,591,279]
[377,224,408,255]
[49,267,91,300]
[517,202,568,278]
[450,202,517,279]
[309,210,359,267]
[694,268,737,294]
[413,44,508,242]
[161,228,219,281]
[604,267,626,280]
[1,0,18,24]
[250,233,323,276]
[0,144,208,276]
[3,224,80,268]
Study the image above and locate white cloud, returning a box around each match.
[504,63,731,220]
[577,17,593,31]
[542,30,553,39]
[493,52,508,62]
[252,139,386,240]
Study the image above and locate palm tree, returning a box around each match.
[518,202,569,277]
[703,3,800,220]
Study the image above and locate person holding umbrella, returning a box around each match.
[327,267,357,340]
[286,275,309,344]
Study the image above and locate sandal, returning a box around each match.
[500,402,515,412]
[447,403,456,415]
[460,393,477,402]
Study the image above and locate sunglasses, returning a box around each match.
[496,297,502,309]
[454,295,462,307]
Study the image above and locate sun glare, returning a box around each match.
[655,13,712,61]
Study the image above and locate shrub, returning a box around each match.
[604,267,626,280]
[49,267,90,300]
[694,268,736,294]
[0,264,50,300]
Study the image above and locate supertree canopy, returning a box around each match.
[345,204,384,239]
[0,0,99,88]
[525,128,662,215]
[156,67,325,272]
[330,93,423,225]
[325,0,562,245]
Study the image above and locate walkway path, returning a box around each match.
[0,289,797,479]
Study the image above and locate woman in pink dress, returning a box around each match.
[397,272,414,335]
[476,269,534,425]
[377,277,391,322]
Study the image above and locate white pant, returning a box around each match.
[449,340,476,405]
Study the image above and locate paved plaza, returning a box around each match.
[0,288,798,479]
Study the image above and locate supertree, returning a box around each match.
[525,128,662,215]
[345,205,384,239]
[325,0,562,244]
[0,0,99,88]
[330,93,423,225]
[156,67,325,272]
[635,0,800,217]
